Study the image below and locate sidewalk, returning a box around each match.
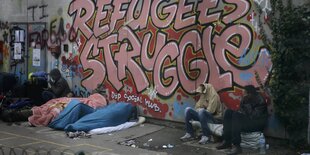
[128,118,300,155]
[0,120,300,155]
[130,124,298,155]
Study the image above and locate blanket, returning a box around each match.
[28,93,107,126]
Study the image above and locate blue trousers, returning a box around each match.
[184,107,221,137]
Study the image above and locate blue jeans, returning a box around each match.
[184,107,220,137]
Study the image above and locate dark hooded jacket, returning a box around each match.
[239,93,268,120]
[48,68,71,97]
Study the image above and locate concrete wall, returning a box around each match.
[0,0,275,122]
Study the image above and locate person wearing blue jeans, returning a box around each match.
[180,83,223,144]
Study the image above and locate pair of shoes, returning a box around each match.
[216,141,232,150]
[130,106,138,121]
[66,131,79,138]
[66,131,91,138]
[180,133,193,141]
[198,136,209,144]
[226,145,242,155]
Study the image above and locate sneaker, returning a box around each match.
[198,135,209,144]
[180,133,192,141]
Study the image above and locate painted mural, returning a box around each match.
[62,0,272,121]
[0,20,10,72]
[0,0,273,122]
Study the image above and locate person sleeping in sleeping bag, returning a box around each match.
[49,100,138,132]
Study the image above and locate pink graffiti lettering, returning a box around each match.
[93,0,111,37]
[68,0,94,39]
[213,24,272,87]
[141,32,166,71]
[114,26,149,92]
[202,26,232,91]
[98,34,123,91]
[80,35,106,90]
[154,41,179,96]
[150,0,177,28]
[197,0,221,24]
[69,0,271,99]
[109,0,129,33]
[174,0,196,30]
[223,0,251,24]
[177,30,208,93]
[127,0,151,30]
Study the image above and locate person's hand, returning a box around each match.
[43,86,51,91]
[196,108,205,111]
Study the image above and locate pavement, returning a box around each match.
[0,119,300,155]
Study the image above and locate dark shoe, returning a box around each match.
[226,145,242,155]
[216,141,231,150]
[129,106,138,121]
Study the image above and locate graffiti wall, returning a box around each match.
[65,0,272,121]
[0,0,273,122]
[0,20,10,72]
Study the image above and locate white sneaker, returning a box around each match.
[198,135,209,144]
[180,133,192,141]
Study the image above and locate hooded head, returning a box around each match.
[196,84,207,94]
[244,85,258,96]
[49,68,61,82]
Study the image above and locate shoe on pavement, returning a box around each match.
[226,145,242,155]
[180,133,193,141]
[216,141,232,150]
[198,135,209,144]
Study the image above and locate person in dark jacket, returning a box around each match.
[216,85,268,155]
[42,68,72,102]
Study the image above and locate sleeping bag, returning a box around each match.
[64,102,134,132]
[48,99,95,130]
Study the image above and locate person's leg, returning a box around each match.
[42,90,56,102]
[184,107,200,135]
[197,109,216,136]
[231,112,246,146]
[181,107,199,140]
[226,111,247,155]
[197,109,216,144]
[216,109,233,149]
[223,109,234,143]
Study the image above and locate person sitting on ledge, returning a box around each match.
[216,85,268,155]
[180,83,223,144]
